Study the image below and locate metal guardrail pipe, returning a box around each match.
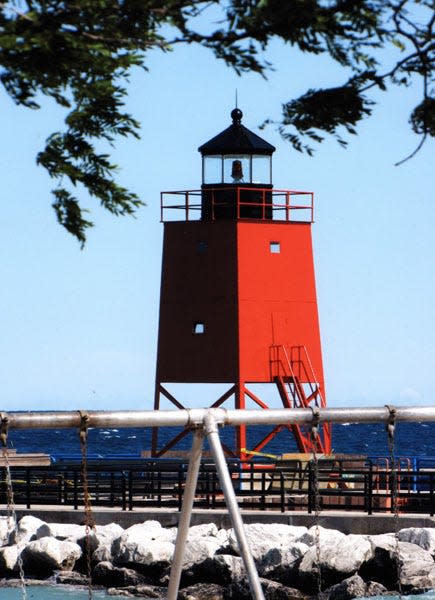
[2,406,435,430]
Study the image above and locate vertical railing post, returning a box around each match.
[167,429,204,600]
[308,461,313,514]
[280,471,285,513]
[26,468,31,509]
[128,470,133,511]
[73,470,78,510]
[121,473,126,511]
[185,191,189,222]
[204,412,266,600]
[367,462,373,515]
[430,472,434,517]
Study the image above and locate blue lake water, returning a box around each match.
[1,586,133,599]
[1,587,435,600]
[6,421,435,459]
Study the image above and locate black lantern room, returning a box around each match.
[198,108,275,220]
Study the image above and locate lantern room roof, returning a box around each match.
[198,108,276,156]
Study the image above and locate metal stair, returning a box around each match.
[270,344,330,453]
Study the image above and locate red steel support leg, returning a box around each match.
[235,382,247,460]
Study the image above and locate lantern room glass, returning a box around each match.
[203,155,222,184]
[202,155,272,185]
[252,156,271,184]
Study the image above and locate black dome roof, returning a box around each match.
[198,109,275,156]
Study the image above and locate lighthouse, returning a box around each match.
[153,109,331,458]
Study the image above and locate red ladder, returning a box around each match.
[270,345,330,453]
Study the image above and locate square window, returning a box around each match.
[193,322,205,334]
[270,241,281,253]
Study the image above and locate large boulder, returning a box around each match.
[299,526,345,548]
[323,574,387,600]
[298,534,372,590]
[55,570,89,585]
[36,522,86,542]
[106,584,166,597]
[258,542,309,583]
[93,561,150,587]
[21,536,82,574]
[225,577,307,600]
[398,527,435,556]
[0,544,20,574]
[228,524,307,561]
[180,522,229,570]
[10,516,46,545]
[360,537,435,591]
[178,582,226,600]
[181,554,245,587]
[112,521,175,574]
[0,516,14,547]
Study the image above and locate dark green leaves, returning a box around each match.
[0,1,433,244]
[280,86,374,153]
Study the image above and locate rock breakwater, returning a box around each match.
[1,515,435,598]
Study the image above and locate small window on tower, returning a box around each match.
[197,241,207,254]
[270,241,281,254]
[193,322,205,334]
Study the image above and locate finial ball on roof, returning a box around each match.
[231,108,243,125]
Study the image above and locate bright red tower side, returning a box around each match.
[153,109,331,458]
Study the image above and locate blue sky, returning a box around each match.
[0,31,433,412]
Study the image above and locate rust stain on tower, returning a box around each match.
[153,108,331,458]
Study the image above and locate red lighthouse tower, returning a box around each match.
[153,109,331,458]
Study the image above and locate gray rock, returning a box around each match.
[178,582,226,600]
[398,541,435,592]
[183,536,223,567]
[188,523,220,539]
[366,581,389,596]
[181,553,244,587]
[259,542,309,580]
[55,570,89,585]
[225,577,307,600]
[10,516,46,545]
[112,521,175,568]
[21,536,82,574]
[106,584,165,597]
[298,534,372,589]
[398,527,435,556]
[93,560,149,587]
[95,523,124,545]
[322,574,369,600]
[299,526,346,548]
[0,516,13,547]
[36,522,86,541]
[360,538,435,591]
[228,524,307,561]
[93,541,113,563]
[0,544,20,574]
